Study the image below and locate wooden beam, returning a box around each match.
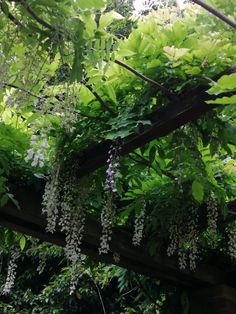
[0,186,223,288]
[71,65,236,178]
[192,285,236,314]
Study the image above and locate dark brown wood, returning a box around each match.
[193,285,236,314]
[74,100,214,177]
[0,186,223,288]
[71,64,236,178]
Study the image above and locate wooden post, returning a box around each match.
[192,285,236,314]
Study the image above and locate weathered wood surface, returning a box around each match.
[72,65,236,178]
[193,285,236,314]
[0,186,224,288]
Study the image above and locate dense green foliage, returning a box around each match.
[0,0,235,312]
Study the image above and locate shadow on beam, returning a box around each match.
[0,187,223,288]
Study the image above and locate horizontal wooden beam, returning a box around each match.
[192,285,236,314]
[0,186,223,288]
[72,65,236,178]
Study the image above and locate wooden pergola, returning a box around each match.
[0,63,236,313]
[0,1,236,312]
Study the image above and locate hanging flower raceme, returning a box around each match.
[25,133,49,168]
[42,164,61,233]
[99,141,122,255]
[69,260,85,295]
[167,218,182,258]
[206,193,218,233]
[227,222,236,260]
[132,198,146,246]
[37,253,47,275]
[59,176,86,263]
[104,141,122,194]
[167,204,199,270]
[42,165,89,294]
[1,248,20,295]
[187,205,199,271]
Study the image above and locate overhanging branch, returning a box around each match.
[0,1,24,28]
[18,0,57,32]
[83,83,116,117]
[114,59,177,100]
[192,0,236,29]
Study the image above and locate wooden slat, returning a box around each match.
[71,65,236,178]
[192,285,236,314]
[0,187,223,287]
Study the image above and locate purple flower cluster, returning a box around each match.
[104,141,122,194]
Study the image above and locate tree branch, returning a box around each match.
[0,2,24,28]
[2,82,105,122]
[88,271,107,314]
[83,83,116,117]
[135,274,160,309]
[2,82,44,99]
[18,0,57,32]
[192,0,236,29]
[132,152,175,180]
[114,59,177,100]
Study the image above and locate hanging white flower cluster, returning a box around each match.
[187,206,199,271]
[42,164,61,233]
[132,198,146,246]
[227,222,236,260]
[0,63,8,84]
[167,218,182,257]
[99,141,121,255]
[1,249,20,295]
[63,177,87,294]
[37,254,47,275]
[113,252,120,264]
[167,205,199,270]
[206,193,218,233]
[99,195,116,254]
[61,102,79,134]
[48,93,79,134]
[178,238,187,270]
[136,0,173,14]
[69,261,83,295]
[59,176,86,263]
[4,88,28,110]
[42,166,89,293]
[25,133,49,168]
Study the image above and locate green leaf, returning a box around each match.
[20,236,26,251]
[25,113,41,125]
[207,95,236,105]
[181,292,190,314]
[99,11,123,29]
[216,73,236,90]
[149,146,156,164]
[208,73,236,95]
[77,0,105,9]
[70,20,85,82]
[0,194,8,207]
[8,193,20,210]
[1,1,9,15]
[192,180,204,203]
[105,83,116,103]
